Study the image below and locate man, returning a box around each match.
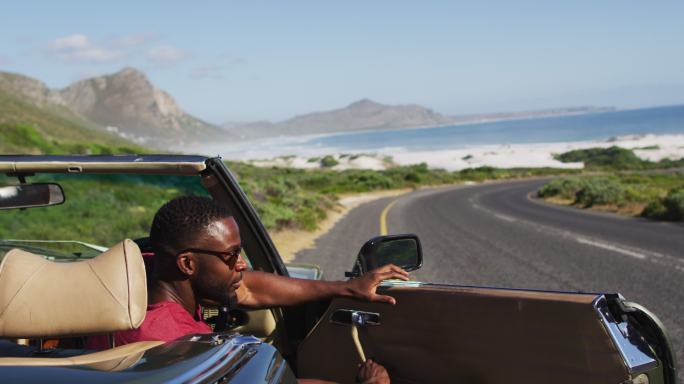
[107,196,407,383]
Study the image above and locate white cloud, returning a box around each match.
[48,34,122,63]
[45,34,187,68]
[146,45,188,64]
[50,34,90,50]
[70,47,122,62]
[109,33,158,49]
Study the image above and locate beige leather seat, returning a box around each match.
[0,239,163,369]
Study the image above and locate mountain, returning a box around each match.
[223,99,453,140]
[280,98,453,133]
[0,71,65,107]
[223,99,613,140]
[0,71,144,154]
[59,68,229,148]
[1,68,233,152]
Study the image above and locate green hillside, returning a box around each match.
[0,75,146,154]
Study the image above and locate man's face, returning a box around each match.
[189,216,245,307]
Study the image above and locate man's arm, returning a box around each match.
[236,264,409,308]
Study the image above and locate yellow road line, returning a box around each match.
[379,199,398,235]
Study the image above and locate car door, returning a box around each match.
[297,281,673,384]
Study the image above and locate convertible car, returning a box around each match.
[0,155,677,383]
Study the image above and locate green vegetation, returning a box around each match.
[0,174,207,248]
[306,155,341,168]
[1,123,144,154]
[319,155,339,168]
[538,173,684,221]
[554,146,684,170]
[540,146,684,221]
[0,159,578,244]
[643,189,684,221]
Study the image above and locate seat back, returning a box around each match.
[0,239,146,338]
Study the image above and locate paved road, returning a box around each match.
[294,178,684,374]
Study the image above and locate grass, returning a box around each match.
[1,123,145,155]
[538,173,684,221]
[0,174,207,248]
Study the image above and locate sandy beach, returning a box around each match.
[249,134,684,171]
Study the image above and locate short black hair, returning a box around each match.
[150,195,232,255]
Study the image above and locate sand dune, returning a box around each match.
[247,134,684,171]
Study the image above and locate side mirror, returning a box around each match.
[346,234,423,278]
[0,183,65,210]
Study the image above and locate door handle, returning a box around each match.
[330,309,381,327]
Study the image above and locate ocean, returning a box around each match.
[216,105,684,160]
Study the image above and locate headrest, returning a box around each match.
[0,240,147,338]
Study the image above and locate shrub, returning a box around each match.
[575,177,625,207]
[554,146,684,170]
[255,202,296,229]
[404,172,421,183]
[662,189,684,221]
[623,184,663,203]
[459,166,498,181]
[642,201,669,220]
[641,190,684,221]
[555,146,645,169]
[537,177,587,199]
[320,155,338,168]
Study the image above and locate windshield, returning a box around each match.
[0,173,208,260]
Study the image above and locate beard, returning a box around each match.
[194,261,238,308]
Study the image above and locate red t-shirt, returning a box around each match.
[88,301,212,349]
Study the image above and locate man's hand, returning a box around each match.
[357,359,391,384]
[345,264,409,305]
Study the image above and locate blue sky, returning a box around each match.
[1,1,683,123]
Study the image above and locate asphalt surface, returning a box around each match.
[294,178,684,375]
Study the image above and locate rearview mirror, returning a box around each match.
[0,183,65,210]
[346,234,423,277]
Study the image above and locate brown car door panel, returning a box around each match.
[298,284,628,384]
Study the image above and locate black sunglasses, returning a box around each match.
[177,247,241,268]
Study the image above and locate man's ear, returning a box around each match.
[176,252,199,276]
